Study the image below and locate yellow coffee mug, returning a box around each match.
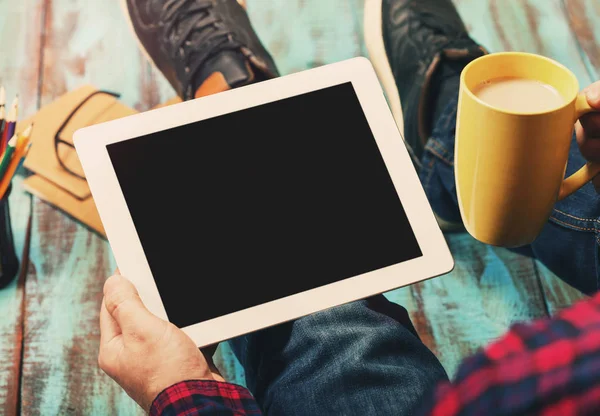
[456,52,600,247]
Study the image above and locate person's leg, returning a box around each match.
[229,296,447,415]
[365,0,486,232]
[367,0,600,294]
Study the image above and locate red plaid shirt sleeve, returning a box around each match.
[418,292,600,416]
[151,293,600,416]
[150,380,262,415]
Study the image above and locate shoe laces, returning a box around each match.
[414,2,465,39]
[162,0,242,95]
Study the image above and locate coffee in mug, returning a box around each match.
[473,77,564,113]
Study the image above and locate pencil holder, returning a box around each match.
[0,184,19,289]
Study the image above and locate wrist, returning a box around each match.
[143,370,215,411]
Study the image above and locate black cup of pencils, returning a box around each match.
[0,184,19,289]
[0,87,34,289]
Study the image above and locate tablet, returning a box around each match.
[75,57,453,347]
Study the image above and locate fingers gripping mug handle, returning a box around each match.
[558,94,600,201]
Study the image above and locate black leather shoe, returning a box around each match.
[121,0,279,99]
[365,0,486,161]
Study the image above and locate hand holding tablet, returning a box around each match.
[75,57,453,347]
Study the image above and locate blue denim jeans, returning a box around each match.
[230,296,447,415]
[422,97,600,295]
[229,97,599,415]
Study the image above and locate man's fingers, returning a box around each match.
[576,121,600,163]
[593,174,600,194]
[577,81,600,161]
[579,112,600,138]
[584,81,600,108]
[580,82,600,138]
[103,275,158,338]
[100,297,121,346]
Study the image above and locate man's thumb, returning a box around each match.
[104,274,158,337]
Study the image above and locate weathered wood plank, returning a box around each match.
[37,0,174,111]
[535,262,586,315]
[18,0,172,413]
[21,205,138,415]
[0,0,45,414]
[387,234,548,376]
[246,0,365,75]
[213,343,246,386]
[454,0,592,87]
[0,0,45,118]
[563,0,600,79]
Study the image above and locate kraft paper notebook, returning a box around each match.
[16,85,181,237]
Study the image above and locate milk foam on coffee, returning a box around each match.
[473,77,565,112]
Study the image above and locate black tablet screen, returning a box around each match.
[107,82,422,328]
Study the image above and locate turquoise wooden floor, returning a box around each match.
[0,0,598,414]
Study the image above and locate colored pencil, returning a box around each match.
[0,97,18,155]
[2,100,16,136]
[0,141,32,199]
[0,87,7,134]
[14,124,33,172]
[0,108,10,156]
[0,106,5,147]
[0,135,17,180]
[7,96,18,136]
[0,124,33,199]
[17,123,33,146]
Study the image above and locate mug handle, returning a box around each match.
[557,93,600,201]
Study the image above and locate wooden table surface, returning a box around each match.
[1,0,598,414]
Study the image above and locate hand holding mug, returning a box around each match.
[577,81,600,191]
[455,52,600,247]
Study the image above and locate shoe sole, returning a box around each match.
[363,0,404,135]
[364,0,464,232]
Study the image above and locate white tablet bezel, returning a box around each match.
[75,57,453,347]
